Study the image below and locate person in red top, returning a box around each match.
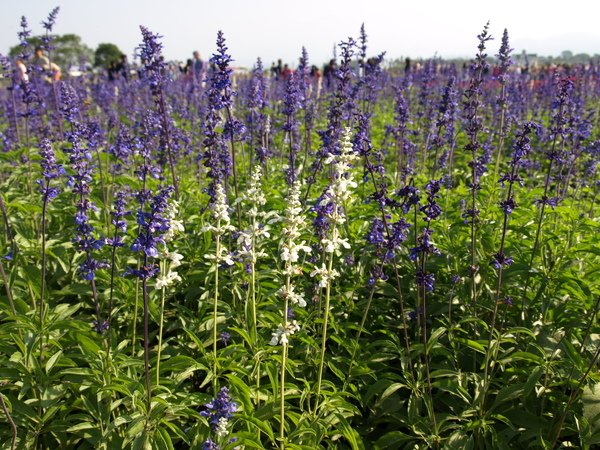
[282,63,293,80]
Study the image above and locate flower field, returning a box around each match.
[0,11,599,450]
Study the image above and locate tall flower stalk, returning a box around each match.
[462,22,492,311]
[138,26,180,197]
[272,180,310,448]
[130,186,174,410]
[40,7,63,136]
[16,16,43,195]
[237,166,272,342]
[311,128,357,405]
[409,179,442,433]
[207,31,244,225]
[305,38,356,201]
[282,72,303,185]
[431,76,458,179]
[106,190,130,351]
[204,183,235,393]
[60,83,108,333]
[246,58,269,171]
[37,136,64,367]
[520,78,573,318]
[355,112,415,377]
[480,121,538,414]
[493,29,514,177]
[155,199,183,383]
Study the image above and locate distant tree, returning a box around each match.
[9,33,93,69]
[94,43,123,69]
[561,50,573,61]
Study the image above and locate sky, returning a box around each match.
[1,0,600,68]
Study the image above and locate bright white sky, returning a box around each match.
[1,0,599,68]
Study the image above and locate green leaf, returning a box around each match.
[66,422,96,433]
[227,373,254,414]
[454,337,486,353]
[492,383,525,408]
[240,414,275,443]
[334,413,364,450]
[373,431,415,449]
[76,333,102,356]
[45,350,63,374]
[499,350,544,365]
[151,428,174,450]
[523,365,544,398]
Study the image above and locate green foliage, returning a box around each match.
[1,22,600,450]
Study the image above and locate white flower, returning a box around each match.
[269,321,301,346]
[278,284,307,307]
[310,264,340,288]
[215,417,229,438]
[164,200,180,220]
[168,251,184,268]
[163,200,185,242]
[240,166,267,209]
[281,240,311,263]
[321,235,350,254]
[205,247,234,266]
[211,183,235,229]
[171,219,185,233]
[156,275,170,289]
[155,270,182,289]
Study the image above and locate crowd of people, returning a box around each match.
[9,46,595,91]
[14,46,62,83]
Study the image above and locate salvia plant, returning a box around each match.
[0,12,599,450]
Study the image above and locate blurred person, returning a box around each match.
[193,50,204,83]
[311,64,322,98]
[33,46,61,81]
[282,63,293,80]
[272,59,282,80]
[15,59,28,82]
[181,58,193,81]
[323,59,337,88]
[118,53,129,81]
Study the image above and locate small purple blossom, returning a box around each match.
[534,195,559,209]
[416,270,435,292]
[92,319,109,334]
[37,137,65,202]
[220,331,230,346]
[106,191,130,247]
[137,26,166,97]
[130,186,174,264]
[410,228,440,261]
[200,387,238,433]
[490,252,513,269]
[201,439,220,450]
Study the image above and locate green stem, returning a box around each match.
[0,261,14,314]
[156,283,167,386]
[212,233,221,394]
[0,389,17,450]
[316,251,334,404]
[142,274,152,412]
[549,344,600,448]
[39,186,50,382]
[343,283,376,391]
[279,275,290,449]
[132,274,140,357]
